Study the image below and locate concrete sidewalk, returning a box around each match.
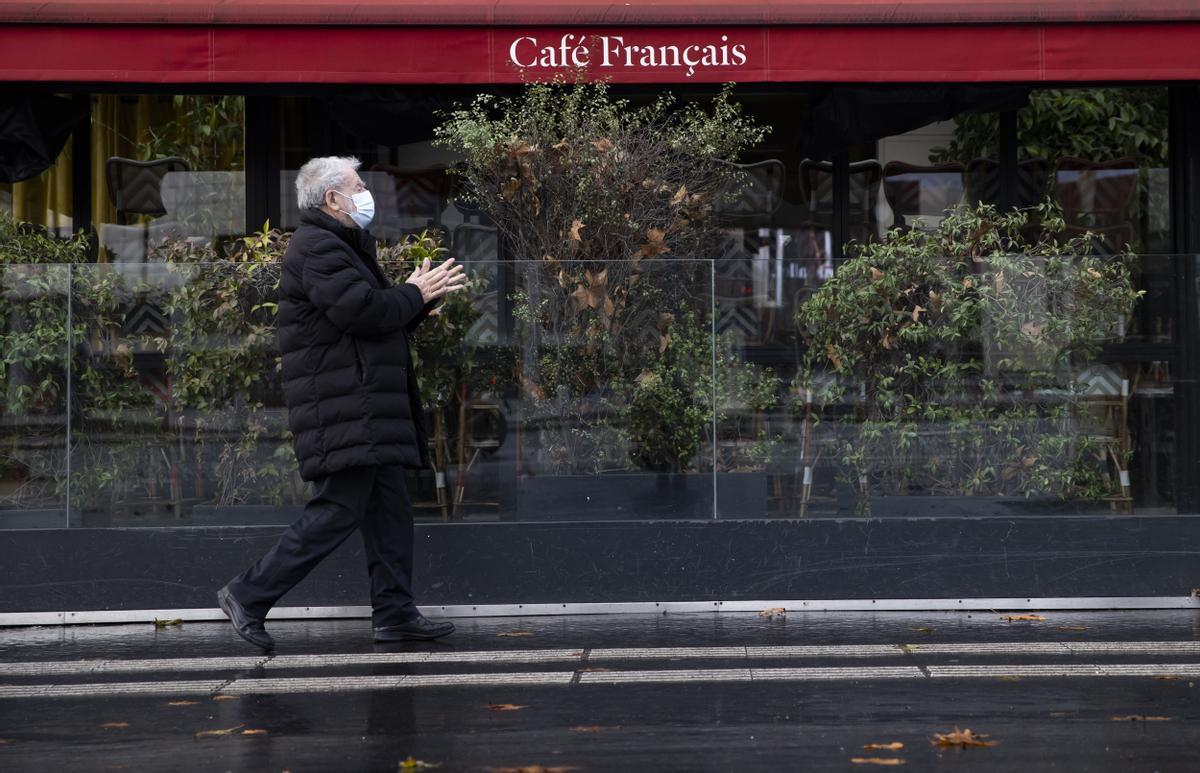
[3,610,1200,771]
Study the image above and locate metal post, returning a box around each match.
[1169,86,1200,513]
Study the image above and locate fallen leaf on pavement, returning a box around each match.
[930,727,998,747]
[497,632,533,638]
[153,618,183,628]
[864,743,904,751]
[241,729,268,736]
[909,627,933,634]
[1002,614,1046,622]
[194,724,246,739]
[212,695,240,701]
[759,607,787,619]
[399,757,443,770]
[100,722,130,729]
[1154,676,1184,681]
[1112,715,1172,722]
[851,758,905,766]
[488,704,529,712]
[167,701,198,707]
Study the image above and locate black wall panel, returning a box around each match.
[2,516,1200,613]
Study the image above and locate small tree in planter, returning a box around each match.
[435,80,774,482]
[377,230,483,516]
[797,203,1143,513]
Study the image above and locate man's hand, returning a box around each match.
[405,257,467,304]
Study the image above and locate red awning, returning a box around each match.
[3,22,1198,85]
[0,0,1197,26]
[1,2,1198,85]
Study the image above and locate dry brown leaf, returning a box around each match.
[994,273,1006,292]
[100,722,130,729]
[497,631,533,638]
[167,700,198,707]
[212,695,240,702]
[864,743,905,751]
[851,758,905,766]
[591,138,614,153]
[194,724,245,739]
[639,228,670,258]
[241,729,268,736]
[911,305,926,322]
[671,184,688,206]
[870,267,884,281]
[930,727,997,748]
[1112,715,1172,722]
[502,178,520,201]
[826,343,843,370]
[569,284,590,312]
[488,704,529,712]
[569,219,585,242]
[1087,267,1102,278]
[1002,614,1046,622]
[758,607,786,619]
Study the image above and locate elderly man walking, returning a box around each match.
[217,156,466,650]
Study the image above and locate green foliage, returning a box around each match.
[932,88,1168,168]
[143,95,246,171]
[377,230,481,408]
[798,202,1143,508]
[0,214,486,515]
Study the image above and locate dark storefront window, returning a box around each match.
[93,95,246,264]
[0,84,1185,527]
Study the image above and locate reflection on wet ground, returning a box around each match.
[2,611,1200,771]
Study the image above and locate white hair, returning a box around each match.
[296,156,361,210]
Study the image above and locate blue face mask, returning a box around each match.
[332,189,375,229]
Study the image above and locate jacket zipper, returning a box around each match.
[352,339,365,383]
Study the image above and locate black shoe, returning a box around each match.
[217,586,275,651]
[373,614,455,642]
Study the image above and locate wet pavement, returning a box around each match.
[3,610,1200,771]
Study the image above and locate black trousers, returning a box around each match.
[227,464,418,628]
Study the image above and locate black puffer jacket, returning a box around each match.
[278,209,434,481]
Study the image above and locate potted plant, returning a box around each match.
[797,202,1144,516]
[435,79,777,519]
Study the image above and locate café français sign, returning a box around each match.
[507,33,750,79]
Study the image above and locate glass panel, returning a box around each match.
[764,250,1178,518]
[510,259,716,520]
[0,263,71,528]
[69,261,290,526]
[63,256,715,524]
[92,95,246,264]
